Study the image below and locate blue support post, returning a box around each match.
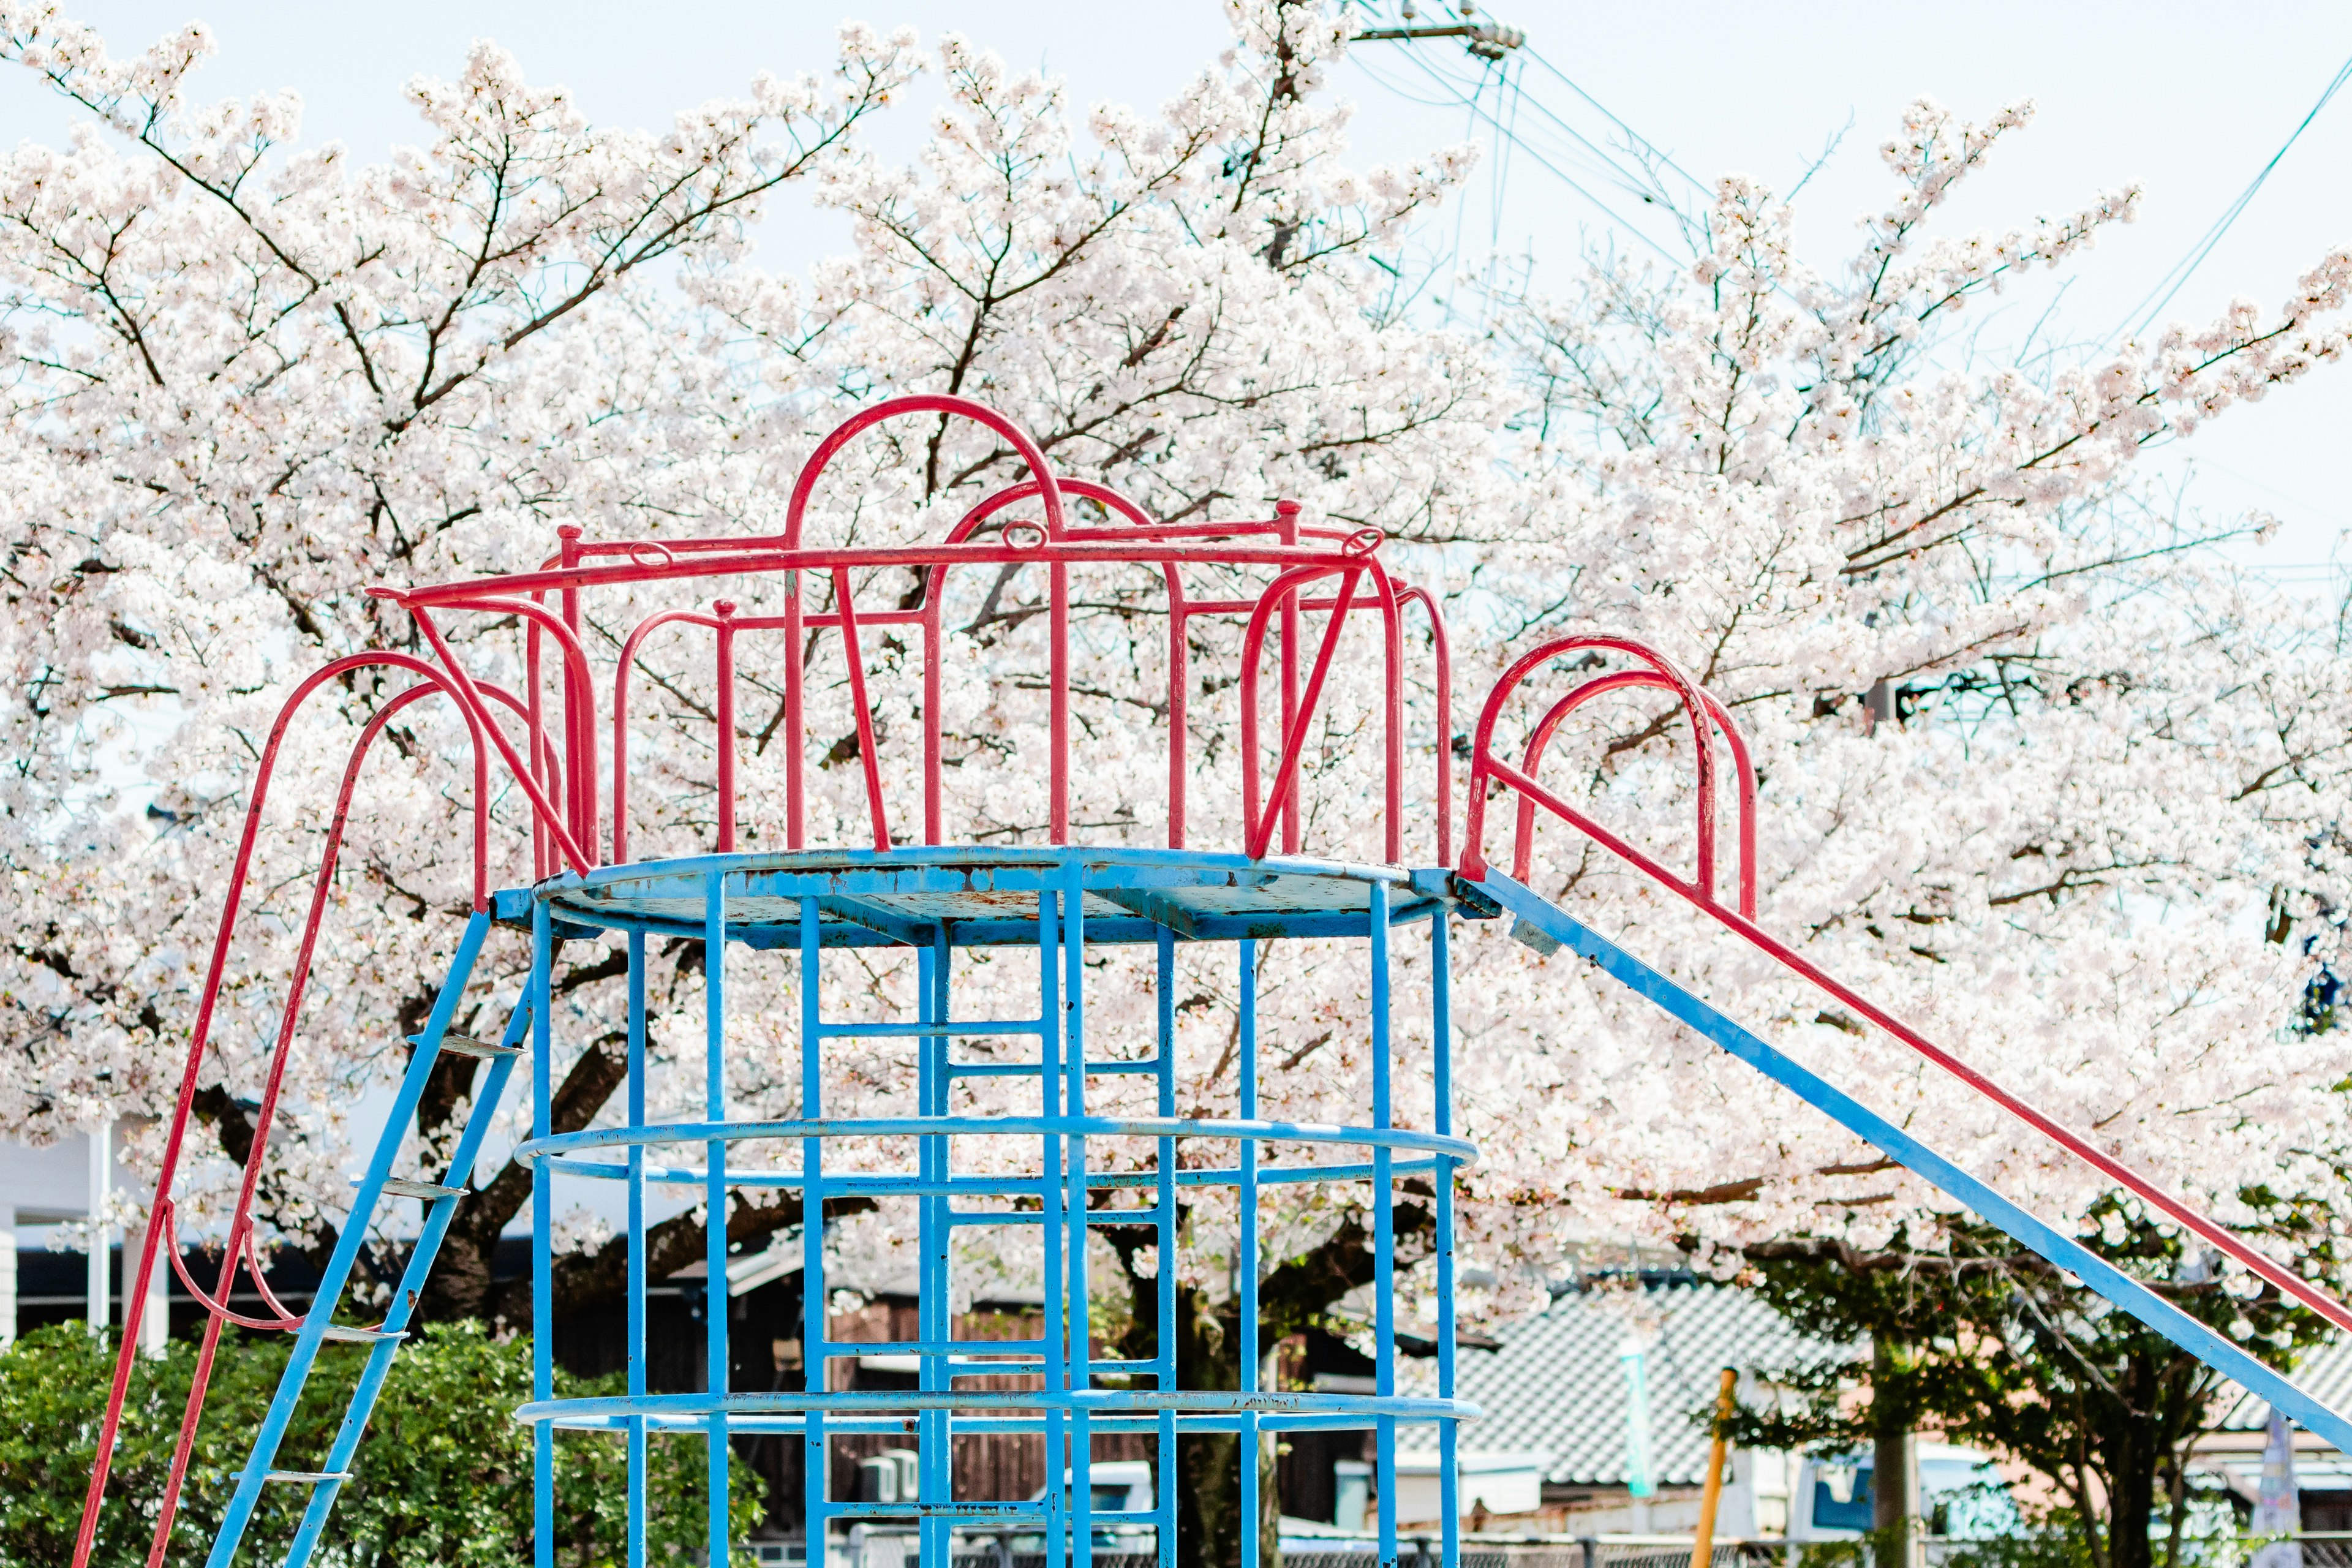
[1063,863,1091,1568]
[533,899,555,1568]
[1369,881,1396,1568]
[705,870,731,1566]
[1158,929,1181,1568]
[799,896,827,1564]
[920,928,950,1564]
[1240,935,1265,1568]
[1040,887,1066,1568]
[628,930,649,1568]
[1432,915,1458,1568]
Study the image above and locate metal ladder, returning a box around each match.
[204,910,529,1568]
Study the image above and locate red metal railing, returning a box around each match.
[74,394,1456,1568]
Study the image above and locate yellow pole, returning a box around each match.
[1691,1367,1739,1568]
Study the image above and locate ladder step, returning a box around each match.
[410,1031,520,1060]
[315,1323,407,1344]
[369,1176,466,1200]
[263,1470,353,1484]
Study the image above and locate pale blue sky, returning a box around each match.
[9,0,2350,572]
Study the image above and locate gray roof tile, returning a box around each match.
[1398,1280,1841,1487]
[2218,1336,2352,1431]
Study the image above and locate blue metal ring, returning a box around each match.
[529,1155,1454,1187]
[515,1388,1479,1425]
[514,1115,1478,1167]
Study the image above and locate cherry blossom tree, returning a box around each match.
[4,6,2352,1553]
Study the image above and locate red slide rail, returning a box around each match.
[1461,632,2352,1338]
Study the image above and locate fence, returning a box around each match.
[763,1531,2352,1568]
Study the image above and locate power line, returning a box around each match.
[1395,36,1668,207]
[2110,50,2352,345]
[1520,45,1711,198]
[1387,45,1683,265]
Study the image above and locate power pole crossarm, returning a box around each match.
[1355,21,1528,59]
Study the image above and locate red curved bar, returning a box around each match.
[1396,585,1454,867]
[938,476,1191,846]
[1509,669,1757,919]
[1242,564,1371,862]
[612,608,725,864]
[1461,635,1719,892]
[72,664,496,1568]
[443,594,602,859]
[775,395,1071,843]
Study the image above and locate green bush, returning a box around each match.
[0,1322,759,1568]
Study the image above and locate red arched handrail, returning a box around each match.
[397,601,595,873]
[1462,636,1719,892]
[775,394,1070,844]
[930,476,1189,844]
[612,608,726,863]
[1509,669,1757,918]
[1395,586,1455,867]
[1237,549,1406,862]
[72,658,500,1568]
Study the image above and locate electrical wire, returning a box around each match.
[1392,37,1665,206]
[1373,43,1684,265]
[1520,44,1711,197]
[2111,50,2352,345]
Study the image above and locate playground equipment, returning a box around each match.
[68,394,2352,1568]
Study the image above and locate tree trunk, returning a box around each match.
[1172,1283,1247,1568]
[1104,1202,1431,1568]
[1871,1336,1916,1568]
[2100,1357,2162,1568]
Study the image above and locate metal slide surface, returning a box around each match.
[1461,864,2352,1455]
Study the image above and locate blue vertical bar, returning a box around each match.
[1156,929,1179,1568]
[628,930,650,1568]
[1237,937,1261,1568]
[919,929,949,1563]
[1370,881,1396,1568]
[1431,916,1457,1568]
[800,897,826,1566]
[533,898,555,1568]
[1064,862,1093,1568]
[705,870,731,1566]
[1039,887,1066,1568]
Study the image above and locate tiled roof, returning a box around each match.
[1398,1279,1845,1488]
[2217,1336,2352,1431]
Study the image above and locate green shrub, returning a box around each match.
[0,1321,758,1568]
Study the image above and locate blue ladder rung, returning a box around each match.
[315,1323,406,1344]
[824,1500,1050,1520]
[1083,1059,1164,1075]
[364,1176,466,1200]
[946,1060,1046,1077]
[262,1470,352,1483]
[822,1020,1046,1040]
[818,1338,1049,1357]
[409,1031,519,1060]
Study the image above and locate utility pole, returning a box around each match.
[86,1115,111,1336]
[1355,1,1528,60]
